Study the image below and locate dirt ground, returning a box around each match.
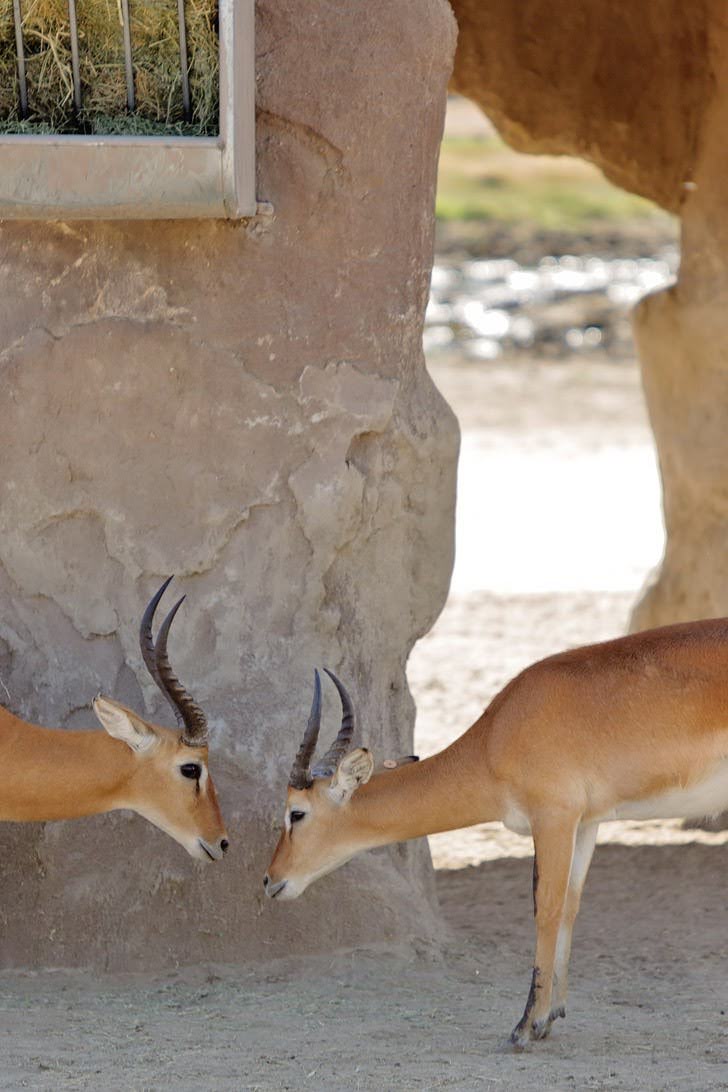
[3,357,727,1091]
[3,840,727,1092]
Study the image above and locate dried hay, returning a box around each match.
[0,0,218,134]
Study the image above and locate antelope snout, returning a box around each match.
[263,874,288,899]
[198,836,230,862]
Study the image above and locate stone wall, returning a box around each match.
[0,0,458,969]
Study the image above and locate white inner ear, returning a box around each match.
[93,695,158,754]
[328,748,375,804]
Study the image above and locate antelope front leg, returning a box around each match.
[509,813,578,1049]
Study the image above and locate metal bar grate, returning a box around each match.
[12,0,28,119]
[67,0,82,114]
[177,0,191,123]
[6,0,211,131]
[119,0,136,113]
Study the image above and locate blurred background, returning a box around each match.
[407,97,727,868]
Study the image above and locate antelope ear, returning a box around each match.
[93,695,159,754]
[328,747,375,804]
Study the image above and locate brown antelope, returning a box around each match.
[265,624,728,1047]
[0,577,228,863]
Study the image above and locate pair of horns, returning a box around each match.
[289,669,355,790]
[139,576,208,748]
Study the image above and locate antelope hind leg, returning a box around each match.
[509,812,579,1049]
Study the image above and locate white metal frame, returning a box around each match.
[0,0,255,219]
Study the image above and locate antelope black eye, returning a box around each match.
[289,809,306,824]
[180,763,201,780]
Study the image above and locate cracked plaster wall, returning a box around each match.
[0,0,459,968]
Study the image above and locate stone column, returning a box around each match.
[631,5,728,629]
[0,0,458,969]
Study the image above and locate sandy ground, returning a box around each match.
[3,357,727,1091]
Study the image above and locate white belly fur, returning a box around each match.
[501,759,728,833]
[614,759,728,821]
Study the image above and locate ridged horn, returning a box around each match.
[138,577,208,748]
[288,670,322,790]
[311,668,355,778]
[139,575,174,694]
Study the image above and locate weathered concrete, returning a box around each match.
[0,0,458,968]
[449,0,728,631]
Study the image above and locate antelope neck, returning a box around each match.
[349,733,503,846]
[0,714,137,822]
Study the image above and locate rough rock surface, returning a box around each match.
[449,0,728,631]
[0,0,458,968]
[449,0,709,213]
[629,6,728,630]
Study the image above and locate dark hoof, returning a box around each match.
[531,1018,552,1041]
[502,1029,529,1053]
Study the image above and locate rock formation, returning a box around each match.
[0,0,458,968]
[449,0,727,631]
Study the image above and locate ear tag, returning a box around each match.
[382,759,397,769]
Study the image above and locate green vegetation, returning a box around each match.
[437,135,665,228]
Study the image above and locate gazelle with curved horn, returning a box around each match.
[139,577,210,749]
[266,621,728,1046]
[287,669,356,789]
[0,577,228,863]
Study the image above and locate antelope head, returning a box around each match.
[264,669,417,899]
[92,577,229,863]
